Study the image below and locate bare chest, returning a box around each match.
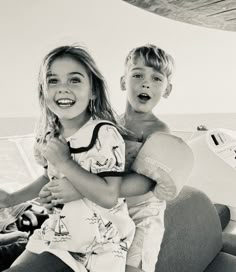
[125,120,161,141]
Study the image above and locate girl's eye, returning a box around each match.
[70,77,81,84]
[47,78,58,85]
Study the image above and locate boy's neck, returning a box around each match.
[122,103,164,141]
[124,104,156,121]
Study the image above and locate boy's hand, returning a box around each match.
[42,136,71,168]
[47,177,83,205]
[0,189,10,208]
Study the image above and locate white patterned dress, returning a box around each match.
[27,119,135,272]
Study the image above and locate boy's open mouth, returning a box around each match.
[138,93,151,102]
[56,98,76,107]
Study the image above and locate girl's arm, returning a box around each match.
[60,160,121,209]
[0,172,49,208]
[120,172,155,197]
[42,137,121,209]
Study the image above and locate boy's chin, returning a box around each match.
[133,106,154,114]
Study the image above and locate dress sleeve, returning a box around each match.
[79,125,125,177]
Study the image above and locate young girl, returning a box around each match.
[0,45,135,272]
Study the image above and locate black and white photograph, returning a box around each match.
[0,0,236,271]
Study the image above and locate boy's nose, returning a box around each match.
[142,83,150,89]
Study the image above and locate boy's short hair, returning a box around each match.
[124,44,175,82]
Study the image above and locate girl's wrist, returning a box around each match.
[57,157,74,174]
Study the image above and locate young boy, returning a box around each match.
[39,44,194,272]
[119,44,193,272]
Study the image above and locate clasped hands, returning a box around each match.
[39,135,82,211]
[39,177,82,211]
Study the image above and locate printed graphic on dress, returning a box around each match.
[53,215,71,242]
[112,238,128,259]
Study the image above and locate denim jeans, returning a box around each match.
[0,240,27,271]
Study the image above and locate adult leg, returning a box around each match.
[3,250,74,272]
[0,240,27,271]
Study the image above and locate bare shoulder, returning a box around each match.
[145,118,170,136]
[154,119,170,133]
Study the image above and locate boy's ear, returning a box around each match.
[163,83,172,98]
[120,76,126,91]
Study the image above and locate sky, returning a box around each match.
[1,0,236,118]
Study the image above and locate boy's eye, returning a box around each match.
[47,78,58,85]
[153,76,162,82]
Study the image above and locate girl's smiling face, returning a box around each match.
[45,56,92,122]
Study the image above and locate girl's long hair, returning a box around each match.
[35,45,123,145]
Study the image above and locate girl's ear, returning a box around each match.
[163,83,172,98]
[120,76,126,91]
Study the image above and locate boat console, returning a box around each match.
[188,128,236,216]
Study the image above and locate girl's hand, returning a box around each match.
[38,184,54,211]
[47,177,83,205]
[42,136,71,168]
[0,189,10,208]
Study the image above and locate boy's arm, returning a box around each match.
[120,172,155,197]
[0,171,49,208]
[132,132,194,201]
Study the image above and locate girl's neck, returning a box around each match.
[60,113,91,138]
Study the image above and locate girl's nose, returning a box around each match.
[57,83,70,93]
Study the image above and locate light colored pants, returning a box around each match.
[127,195,166,272]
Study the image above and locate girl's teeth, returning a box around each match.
[57,99,75,106]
